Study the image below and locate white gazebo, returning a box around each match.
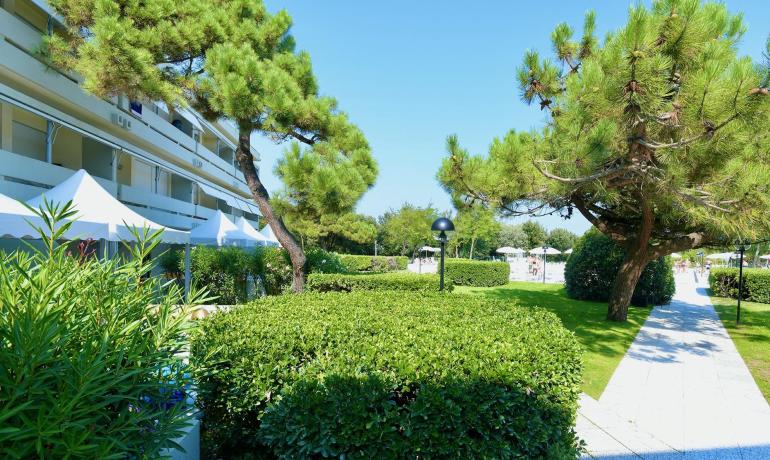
[26,169,188,244]
[706,252,734,261]
[235,216,271,246]
[497,246,525,255]
[190,210,260,247]
[259,223,281,247]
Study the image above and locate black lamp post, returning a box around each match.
[431,217,455,291]
[736,245,746,324]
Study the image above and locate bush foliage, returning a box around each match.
[338,254,408,272]
[160,246,346,302]
[191,292,583,459]
[710,268,770,303]
[307,272,448,292]
[565,229,675,306]
[444,259,510,286]
[0,204,196,458]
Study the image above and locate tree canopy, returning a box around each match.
[451,206,501,259]
[379,204,439,257]
[46,0,377,291]
[439,0,770,320]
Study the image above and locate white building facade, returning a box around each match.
[0,0,262,236]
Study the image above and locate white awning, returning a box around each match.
[26,170,188,244]
[235,217,270,245]
[190,210,259,247]
[259,223,281,247]
[420,246,440,253]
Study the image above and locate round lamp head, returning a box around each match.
[431,217,455,232]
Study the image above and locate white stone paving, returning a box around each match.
[578,272,770,459]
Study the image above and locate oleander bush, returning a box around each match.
[0,203,198,458]
[709,268,770,303]
[338,254,408,272]
[565,229,675,306]
[160,246,345,301]
[191,292,583,459]
[444,259,510,286]
[307,272,449,292]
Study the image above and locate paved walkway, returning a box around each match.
[578,272,770,459]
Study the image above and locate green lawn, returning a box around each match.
[456,282,650,399]
[711,296,770,403]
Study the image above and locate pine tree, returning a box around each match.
[45,0,376,291]
[439,1,770,320]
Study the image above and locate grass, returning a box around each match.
[456,282,650,399]
[710,296,770,403]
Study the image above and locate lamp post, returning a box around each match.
[431,217,455,291]
[736,245,745,324]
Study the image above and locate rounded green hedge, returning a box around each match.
[444,259,510,286]
[709,268,770,303]
[564,229,675,306]
[191,292,583,459]
[307,272,449,292]
[338,254,408,272]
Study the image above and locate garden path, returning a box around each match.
[578,271,770,459]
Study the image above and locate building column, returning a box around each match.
[0,102,12,152]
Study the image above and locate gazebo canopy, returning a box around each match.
[190,210,259,247]
[420,246,440,253]
[497,246,525,254]
[235,216,271,246]
[26,169,188,244]
[529,247,562,255]
[259,223,281,247]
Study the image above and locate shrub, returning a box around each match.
[709,268,770,303]
[338,254,408,272]
[565,229,675,306]
[188,246,251,304]
[307,272,449,292]
[304,247,347,274]
[191,292,583,459]
[0,206,197,458]
[444,259,510,286]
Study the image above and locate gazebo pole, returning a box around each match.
[184,243,191,302]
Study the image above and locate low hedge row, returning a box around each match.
[444,259,510,286]
[307,272,449,292]
[338,254,408,272]
[709,268,770,303]
[191,292,583,459]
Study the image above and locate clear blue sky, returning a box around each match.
[254,0,769,233]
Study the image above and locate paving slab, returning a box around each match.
[578,272,770,458]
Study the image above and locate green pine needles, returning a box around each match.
[440,0,770,320]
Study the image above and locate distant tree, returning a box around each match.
[46,0,377,292]
[496,224,529,250]
[452,206,501,259]
[440,2,770,320]
[380,204,438,257]
[546,228,578,252]
[521,221,547,249]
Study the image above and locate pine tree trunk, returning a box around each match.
[607,237,650,322]
[235,128,306,292]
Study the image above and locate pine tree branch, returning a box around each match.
[636,113,740,150]
[533,159,628,184]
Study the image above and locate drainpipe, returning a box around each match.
[45,121,54,163]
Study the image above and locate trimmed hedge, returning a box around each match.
[444,259,510,286]
[709,268,770,303]
[338,254,408,272]
[565,229,675,306]
[191,292,583,459]
[307,272,449,292]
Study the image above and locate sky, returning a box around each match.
[254,0,770,233]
